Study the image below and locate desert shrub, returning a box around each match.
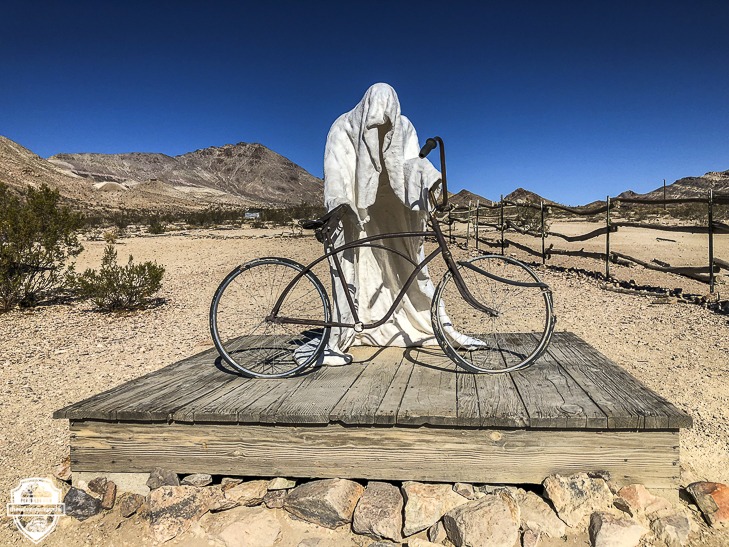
[261,202,326,226]
[148,217,165,234]
[511,204,550,234]
[72,244,164,311]
[103,228,119,244]
[0,183,84,311]
[250,220,267,229]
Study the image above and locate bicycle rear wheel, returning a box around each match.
[431,254,555,373]
[210,257,331,378]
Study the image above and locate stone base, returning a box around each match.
[73,471,150,496]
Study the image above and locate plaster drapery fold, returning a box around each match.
[322,83,442,364]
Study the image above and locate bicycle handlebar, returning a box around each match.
[419,138,437,159]
[421,136,449,211]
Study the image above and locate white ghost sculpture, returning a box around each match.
[322,83,443,364]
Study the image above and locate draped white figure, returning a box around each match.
[322,83,443,364]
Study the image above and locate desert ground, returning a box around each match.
[0,220,727,545]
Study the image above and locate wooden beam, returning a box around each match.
[70,421,680,491]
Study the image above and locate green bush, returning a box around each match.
[0,183,84,312]
[148,217,165,234]
[72,244,164,311]
[511,204,550,234]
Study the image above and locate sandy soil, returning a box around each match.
[0,223,727,545]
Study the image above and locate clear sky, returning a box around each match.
[2,1,728,205]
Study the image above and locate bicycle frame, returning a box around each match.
[265,205,540,331]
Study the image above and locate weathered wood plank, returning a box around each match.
[115,363,240,422]
[55,348,216,420]
[236,377,311,423]
[505,334,608,428]
[374,360,415,425]
[547,333,668,429]
[70,421,680,491]
[455,372,480,427]
[171,375,256,423]
[330,348,404,425]
[266,364,364,424]
[474,373,529,428]
[397,349,458,426]
[555,332,691,428]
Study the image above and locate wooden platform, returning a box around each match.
[54,332,691,494]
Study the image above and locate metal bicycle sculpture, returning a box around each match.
[210,137,556,378]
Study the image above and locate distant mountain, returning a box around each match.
[449,188,494,207]
[504,187,556,205]
[0,135,257,213]
[50,142,323,207]
[629,171,729,200]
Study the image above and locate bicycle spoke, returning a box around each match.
[432,255,553,373]
[211,259,331,378]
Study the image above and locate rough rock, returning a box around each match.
[54,456,72,482]
[224,479,268,506]
[263,489,287,509]
[217,506,282,547]
[522,529,541,547]
[614,484,672,518]
[428,520,448,543]
[453,482,477,499]
[651,512,691,546]
[181,473,213,487]
[402,481,470,536]
[514,488,566,538]
[269,477,297,490]
[100,481,117,510]
[208,486,239,512]
[686,481,729,528]
[284,478,364,529]
[146,467,180,490]
[476,484,517,496]
[148,485,211,542]
[87,476,108,496]
[589,511,648,547]
[118,493,145,518]
[221,477,243,490]
[442,491,521,547]
[352,481,403,542]
[588,470,612,482]
[64,487,103,521]
[543,472,613,528]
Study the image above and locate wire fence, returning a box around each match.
[445,192,729,293]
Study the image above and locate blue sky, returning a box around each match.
[2,1,728,205]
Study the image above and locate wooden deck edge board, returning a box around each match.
[69,420,681,491]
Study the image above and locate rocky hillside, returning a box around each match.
[504,187,556,205]
[0,136,259,214]
[50,142,323,206]
[629,171,729,200]
[448,188,494,208]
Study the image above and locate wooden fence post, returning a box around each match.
[605,196,611,279]
[709,189,715,293]
[466,200,472,248]
[475,201,480,251]
[540,201,545,265]
[500,194,505,255]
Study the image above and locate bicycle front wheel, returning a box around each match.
[432,254,555,373]
[210,257,331,378]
